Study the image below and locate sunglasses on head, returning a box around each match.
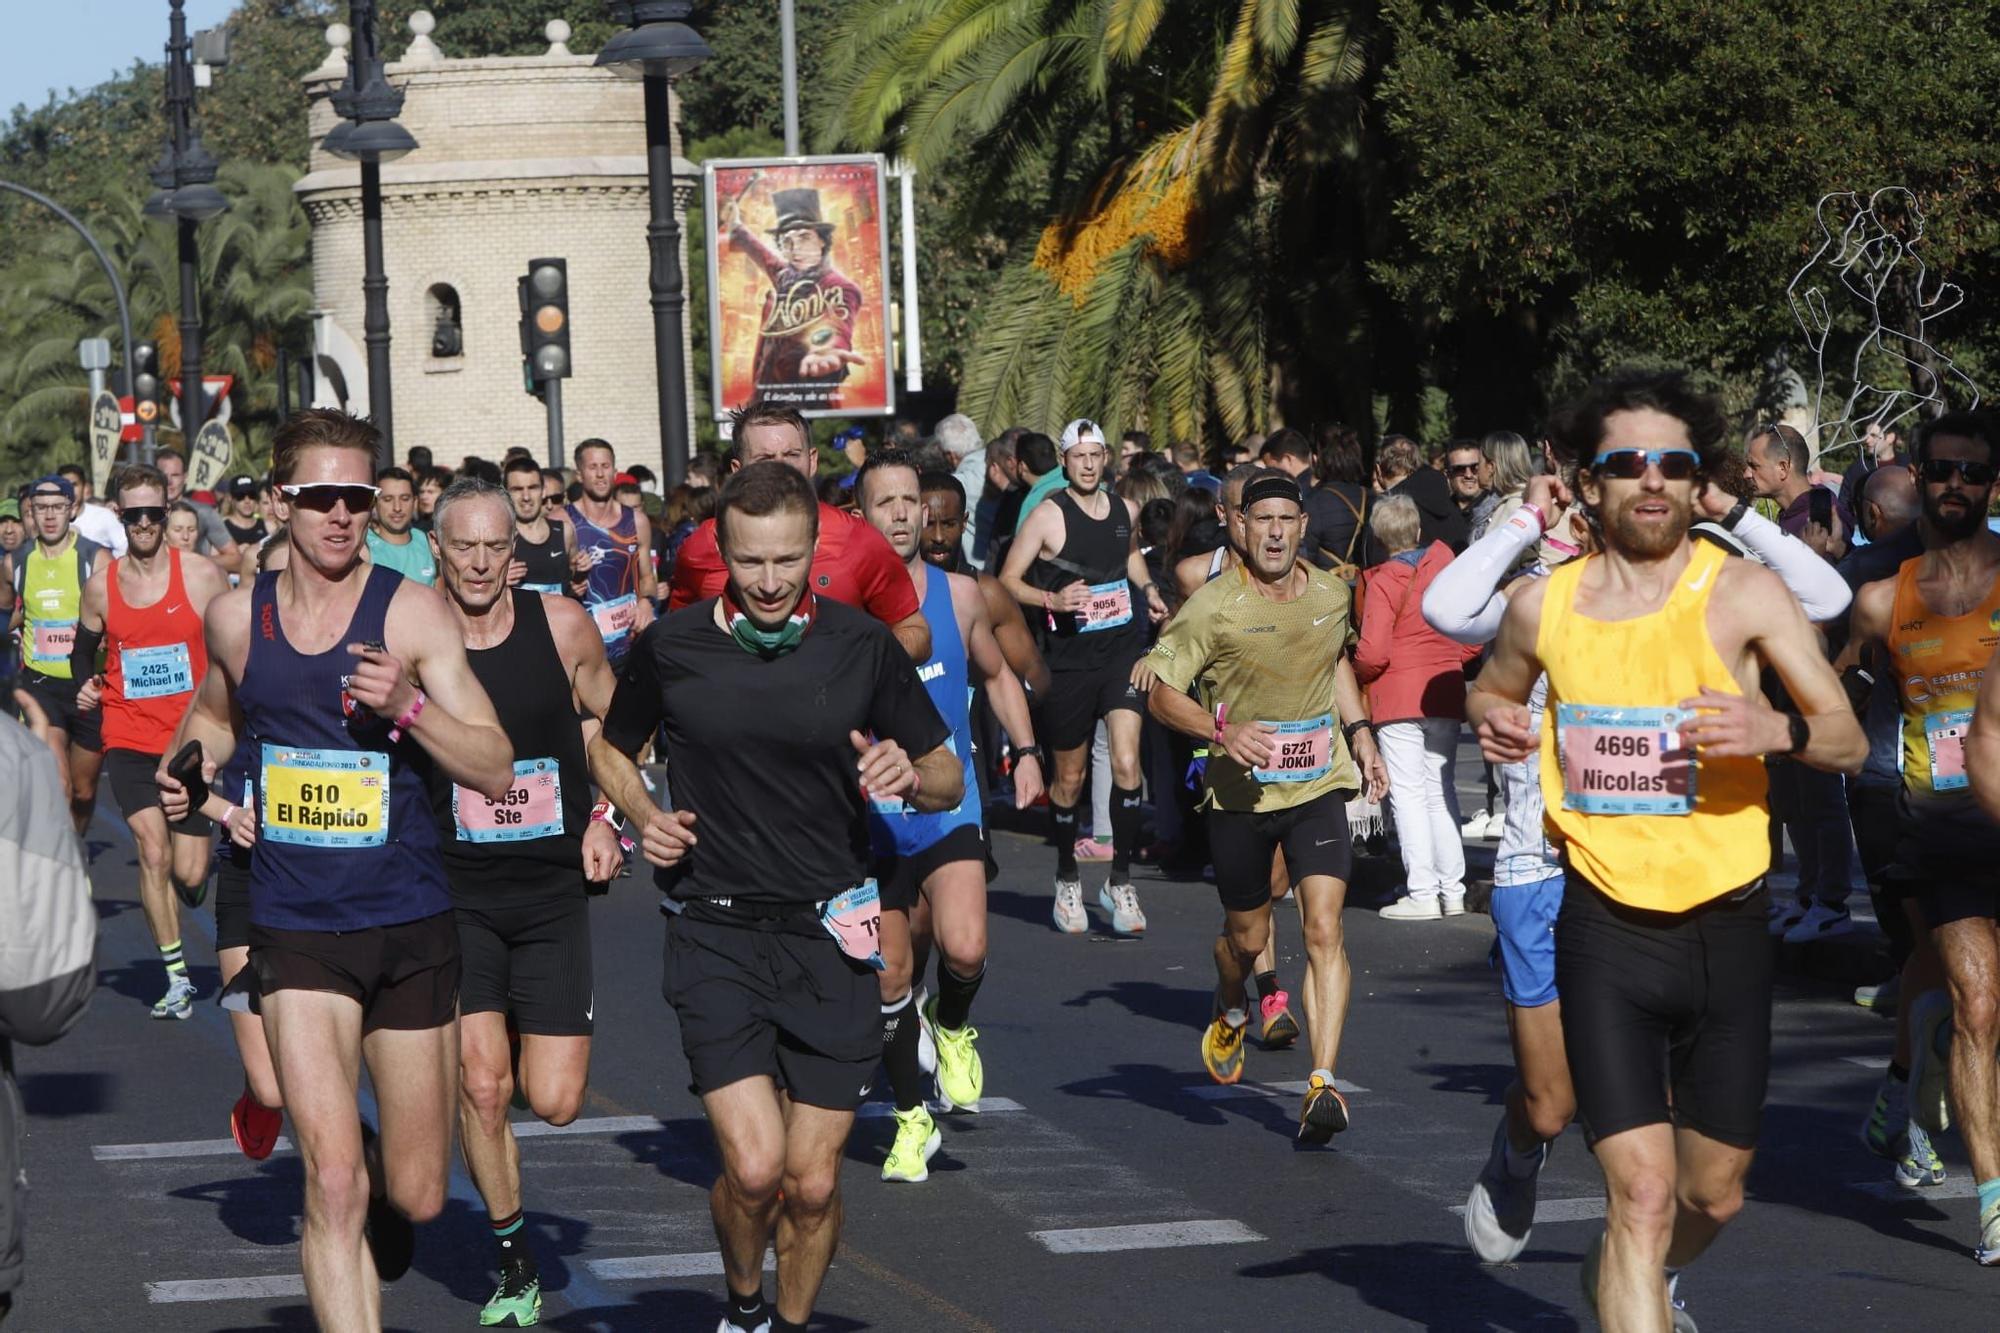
[1590,448,1701,480]
[279,482,381,513]
[1919,457,1997,487]
[119,506,167,528]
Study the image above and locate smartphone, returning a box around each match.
[1809,487,1833,530]
[166,739,210,812]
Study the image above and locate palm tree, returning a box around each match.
[819,0,1372,446]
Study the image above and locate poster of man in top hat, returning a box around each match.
[708,157,893,417]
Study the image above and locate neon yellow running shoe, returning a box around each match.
[881,1105,940,1183]
[921,996,984,1111]
[1201,1015,1246,1085]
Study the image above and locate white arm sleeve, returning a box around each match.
[1731,509,1853,622]
[1422,506,1541,645]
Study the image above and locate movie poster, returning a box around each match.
[705,155,893,419]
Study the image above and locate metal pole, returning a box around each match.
[362,157,394,467]
[277,346,292,419]
[177,216,202,463]
[780,0,799,155]
[898,162,922,394]
[644,73,690,488]
[545,378,565,471]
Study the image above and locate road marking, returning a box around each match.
[1448,1196,1606,1224]
[95,1113,663,1162]
[147,1275,345,1303]
[1030,1219,1265,1254]
[1840,1055,1891,1069]
[1849,1177,1978,1201]
[588,1251,777,1280]
[1184,1078,1368,1100]
[856,1096,1025,1119]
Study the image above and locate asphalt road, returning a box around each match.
[7,766,1995,1331]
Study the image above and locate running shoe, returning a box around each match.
[173,870,211,910]
[1201,1014,1246,1085]
[1782,901,1853,944]
[230,1088,284,1162]
[1441,893,1468,917]
[1464,1114,1544,1262]
[1460,808,1493,838]
[1074,836,1113,863]
[1378,895,1442,921]
[881,1105,940,1183]
[1051,878,1088,934]
[1099,881,1147,934]
[922,996,983,1112]
[361,1123,415,1281]
[479,1256,542,1327]
[151,974,197,1020]
[717,1318,772,1333]
[914,986,938,1077]
[1854,975,1901,1011]
[1978,1196,2000,1266]
[1861,1075,1909,1159]
[1908,988,1954,1135]
[1895,1121,1946,1189]
[1297,1073,1350,1144]
[1259,991,1300,1049]
[1765,897,1807,937]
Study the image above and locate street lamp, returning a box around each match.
[596,1,711,489]
[324,0,417,468]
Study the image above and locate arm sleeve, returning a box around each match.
[1733,509,1853,622]
[870,631,949,758]
[69,621,103,684]
[1421,505,1541,645]
[854,523,921,625]
[600,628,667,756]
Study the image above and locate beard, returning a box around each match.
[1923,488,1989,542]
[1603,492,1690,559]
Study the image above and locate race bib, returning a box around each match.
[1556,704,1694,815]
[1077,579,1132,633]
[121,642,194,700]
[260,744,391,847]
[520,581,563,596]
[454,757,564,843]
[29,618,75,666]
[1925,709,1972,792]
[1252,714,1333,783]
[590,593,638,645]
[820,880,886,971]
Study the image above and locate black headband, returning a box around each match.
[1240,473,1304,512]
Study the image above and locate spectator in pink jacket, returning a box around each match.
[1354,495,1482,920]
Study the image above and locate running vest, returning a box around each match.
[102,548,208,754]
[237,566,449,931]
[15,536,99,681]
[1031,489,1143,670]
[426,590,591,904]
[868,564,981,857]
[513,518,571,596]
[1536,541,1768,911]
[365,527,436,585]
[1885,554,2000,805]
[567,501,643,657]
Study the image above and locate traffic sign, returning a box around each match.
[89,391,122,495]
[169,374,235,430]
[189,419,234,495]
[117,395,141,444]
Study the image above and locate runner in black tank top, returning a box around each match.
[504,454,578,597]
[424,478,619,1328]
[997,422,1167,936]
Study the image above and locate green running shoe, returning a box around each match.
[1861,1076,1909,1159]
[921,996,984,1112]
[479,1258,542,1327]
[881,1105,940,1183]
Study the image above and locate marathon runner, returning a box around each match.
[856,452,1045,1183]
[590,461,959,1333]
[6,474,110,834]
[421,477,619,1326]
[998,420,1167,935]
[160,408,513,1327]
[1468,370,1863,1328]
[670,401,929,661]
[366,466,438,586]
[916,472,1048,696]
[566,439,657,667]
[1145,471,1386,1140]
[70,465,229,1019]
[1850,409,2000,1264]
[502,455,585,598]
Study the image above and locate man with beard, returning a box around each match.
[1853,410,2000,1266]
[917,473,1047,696]
[502,455,587,598]
[1470,369,1863,1330]
[568,439,658,668]
[724,186,867,407]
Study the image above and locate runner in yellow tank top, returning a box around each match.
[1469,370,1862,1333]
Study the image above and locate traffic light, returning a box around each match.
[131,341,162,425]
[518,258,571,397]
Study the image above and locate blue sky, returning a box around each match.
[2,0,240,114]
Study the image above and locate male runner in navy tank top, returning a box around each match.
[566,438,657,667]
[160,409,513,1330]
[423,476,619,1326]
[999,420,1168,936]
[856,452,1045,1184]
[503,454,585,598]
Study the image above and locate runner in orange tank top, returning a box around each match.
[1469,370,1863,1331]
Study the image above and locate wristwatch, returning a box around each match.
[1014,744,1044,767]
[1341,720,1375,744]
[1785,711,1810,756]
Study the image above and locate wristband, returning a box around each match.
[1342,720,1375,743]
[1517,502,1548,534]
[590,799,623,831]
[387,688,426,742]
[221,804,238,828]
[1720,500,1750,532]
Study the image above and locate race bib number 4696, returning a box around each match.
[1556,704,1694,816]
[260,745,391,847]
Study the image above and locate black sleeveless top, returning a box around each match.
[1030,489,1145,671]
[424,590,591,904]
[512,519,570,596]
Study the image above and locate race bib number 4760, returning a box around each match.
[261,745,391,847]
[1555,704,1694,816]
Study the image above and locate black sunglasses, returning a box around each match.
[1919,457,1997,487]
[119,506,167,528]
[1447,462,1483,477]
[1590,448,1701,481]
[279,482,380,514]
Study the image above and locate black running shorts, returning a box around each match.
[1039,659,1145,753]
[1207,790,1354,913]
[17,672,100,752]
[878,823,986,911]
[249,910,461,1033]
[213,847,251,952]
[1556,875,1771,1150]
[103,747,213,834]
[457,893,594,1036]
[663,902,881,1111]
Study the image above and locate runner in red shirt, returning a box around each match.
[668,401,929,660]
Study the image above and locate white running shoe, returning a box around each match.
[1052,879,1089,934]
[1461,808,1492,839]
[1908,988,1954,1135]
[1099,881,1147,934]
[150,975,197,1020]
[1464,1115,1544,1262]
[1379,895,1442,921]
[1441,893,1468,917]
[1782,900,1853,944]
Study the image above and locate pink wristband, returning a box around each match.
[1517,501,1548,533]
[388,688,426,742]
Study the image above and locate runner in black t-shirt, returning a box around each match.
[591,461,958,1333]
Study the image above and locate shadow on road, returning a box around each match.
[1058,979,1210,1029]
[16,1069,116,1117]
[1057,1061,1299,1140]
[1238,1239,1581,1330]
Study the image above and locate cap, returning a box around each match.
[0,499,18,521]
[614,471,639,488]
[225,473,258,496]
[1059,419,1106,453]
[28,474,75,501]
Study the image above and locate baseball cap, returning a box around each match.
[614,472,639,488]
[0,499,19,520]
[28,474,75,501]
[1059,419,1106,453]
[225,473,258,496]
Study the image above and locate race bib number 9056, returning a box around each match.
[261,745,391,847]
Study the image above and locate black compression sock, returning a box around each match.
[935,961,986,1031]
[1110,784,1144,877]
[491,1207,530,1261]
[1254,970,1280,1001]
[1051,801,1080,878]
[882,992,924,1111]
[772,1316,808,1333]
[727,1286,768,1331]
